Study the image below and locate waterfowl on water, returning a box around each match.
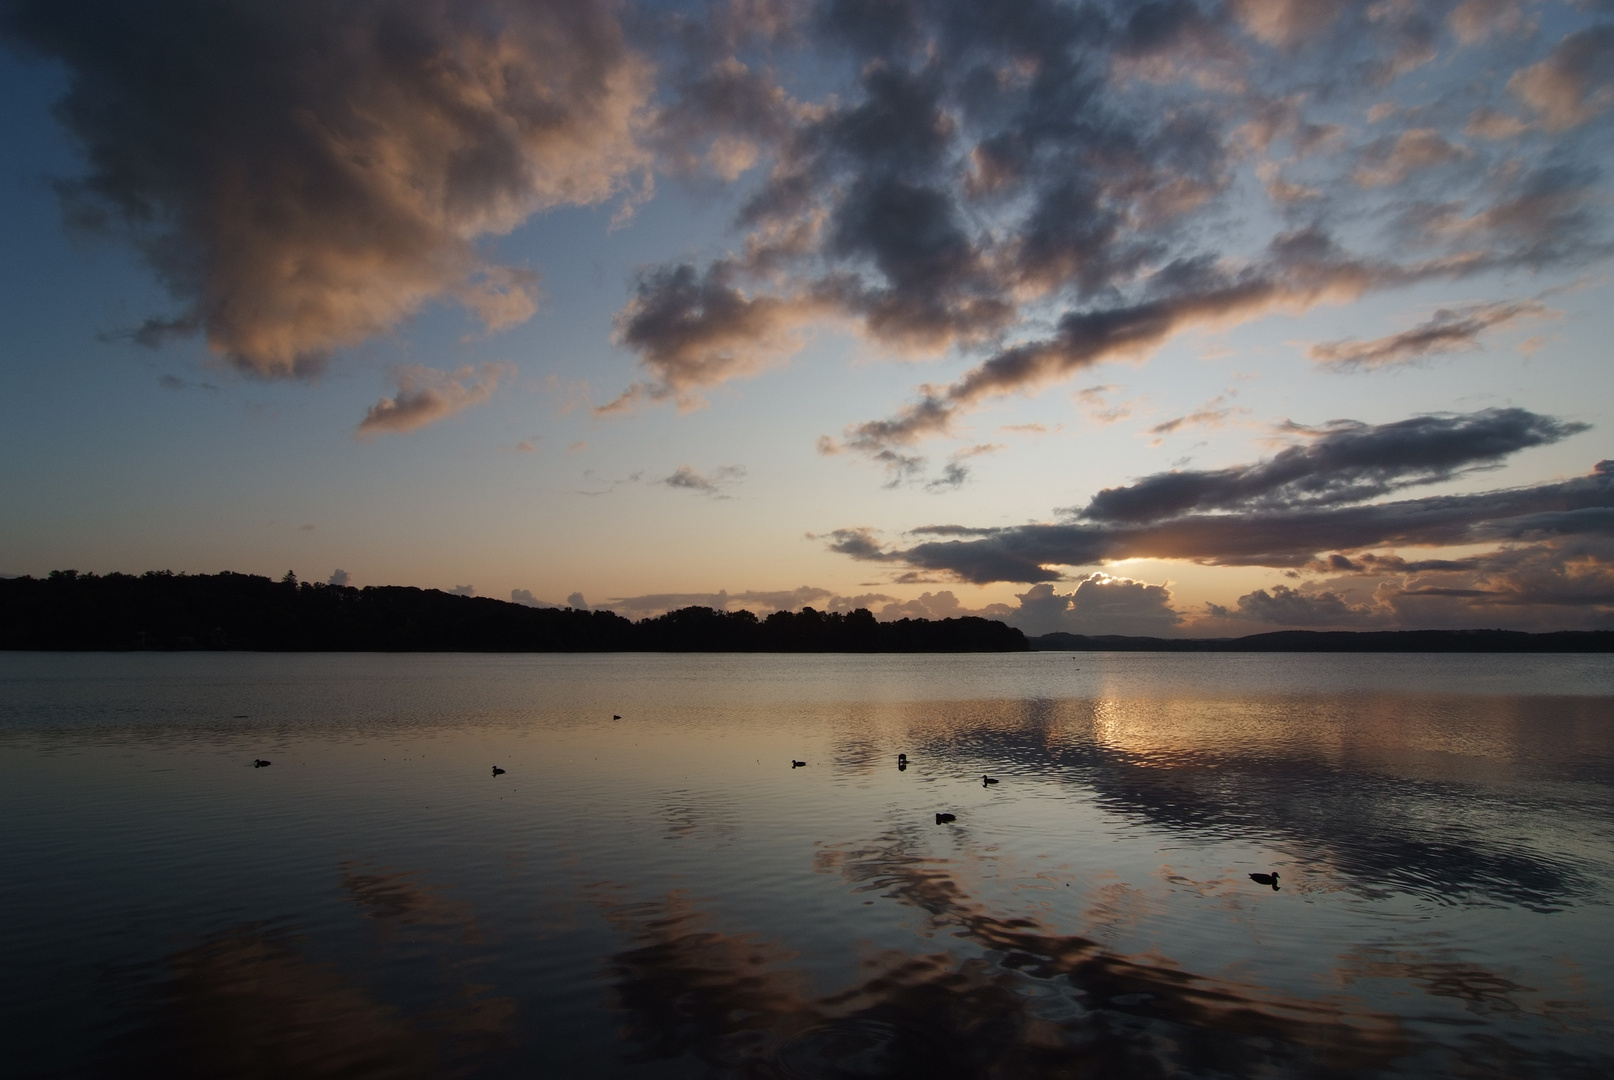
[792,760,806,768]
[613,715,622,720]
[491,766,506,776]
[897,753,907,762]
[935,813,956,824]
[252,759,271,768]
[1249,872,1279,890]
[982,775,999,785]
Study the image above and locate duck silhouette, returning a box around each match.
[791,760,806,768]
[1249,872,1280,890]
[982,775,999,785]
[252,759,271,768]
[897,753,907,763]
[491,765,506,776]
[613,714,622,720]
[935,812,957,824]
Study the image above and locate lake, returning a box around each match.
[2,651,1612,1078]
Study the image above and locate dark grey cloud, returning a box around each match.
[1079,408,1585,524]
[661,463,747,496]
[825,410,1605,585]
[880,463,1613,583]
[1209,585,1384,627]
[3,0,650,377]
[1014,575,1184,636]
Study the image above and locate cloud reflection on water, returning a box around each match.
[106,867,517,1079]
[881,693,1612,912]
[594,847,1473,1078]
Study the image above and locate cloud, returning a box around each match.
[1464,107,1532,140]
[1449,0,1529,47]
[599,262,830,412]
[571,2,1611,471]
[660,463,747,496]
[567,592,589,610]
[835,231,1485,455]
[1147,394,1248,444]
[923,443,1001,493]
[1092,408,1583,523]
[1075,385,1133,425]
[1214,584,1385,626]
[1231,0,1345,47]
[3,0,651,376]
[1509,24,1614,130]
[329,569,351,587]
[1353,129,1469,188]
[1013,575,1185,636]
[448,584,474,597]
[357,363,514,438]
[825,409,1601,585]
[1308,299,1555,370]
[511,588,556,608]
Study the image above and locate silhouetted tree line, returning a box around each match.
[0,571,1029,652]
[1029,629,1614,652]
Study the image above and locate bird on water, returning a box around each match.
[491,765,506,776]
[252,759,271,768]
[1249,872,1279,890]
[935,813,956,824]
[791,760,806,768]
[982,775,999,785]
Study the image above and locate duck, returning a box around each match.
[491,765,506,776]
[982,775,999,785]
[792,760,806,768]
[613,714,622,720]
[1248,872,1280,890]
[897,753,907,763]
[935,812,957,824]
[252,759,271,768]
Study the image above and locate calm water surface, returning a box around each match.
[2,651,1612,1078]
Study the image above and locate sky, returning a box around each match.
[1,0,1612,636]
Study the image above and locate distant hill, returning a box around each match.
[1028,629,1614,653]
[0,570,1028,653]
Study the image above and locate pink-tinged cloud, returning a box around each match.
[1509,25,1614,131]
[357,362,514,438]
[1308,299,1555,370]
[13,0,651,377]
